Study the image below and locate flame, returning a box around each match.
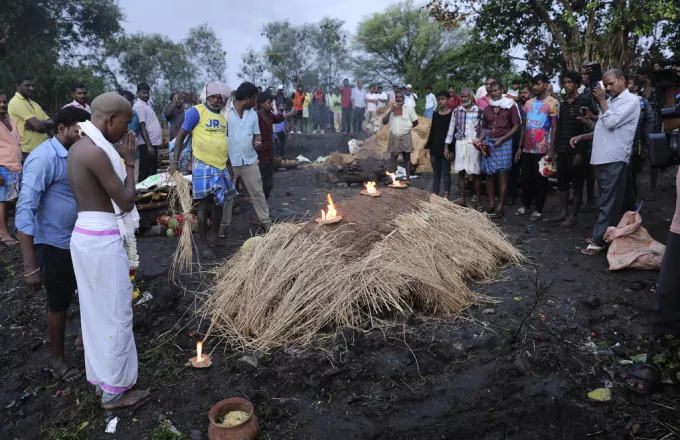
[365,182,377,195]
[196,341,203,362]
[386,171,403,187]
[320,194,337,221]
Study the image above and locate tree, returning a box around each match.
[261,21,314,88]
[309,18,350,90]
[105,25,228,111]
[0,0,123,114]
[426,0,680,73]
[238,48,272,87]
[353,0,466,90]
[185,25,228,82]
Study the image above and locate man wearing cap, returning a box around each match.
[404,84,418,108]
[275,86,287,110]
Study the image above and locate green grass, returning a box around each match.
[43,421,90,440]
[144,421,184,440]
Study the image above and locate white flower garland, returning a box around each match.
[125,235,139,269]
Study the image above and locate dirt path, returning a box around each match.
[1,139,678,439]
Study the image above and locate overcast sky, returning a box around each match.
[117,0,398,86]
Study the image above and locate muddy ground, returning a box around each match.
[1,133,679,440]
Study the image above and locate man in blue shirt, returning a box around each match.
[221,82,271,234]
[16,106,91,382]
[118,90,141,181]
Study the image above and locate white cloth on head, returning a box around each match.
[70,211,137,395]
[454,139,482,175]
[76,120,139,245]
[489,97,516,109]
[200,82,232,123]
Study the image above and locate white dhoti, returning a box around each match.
[454,139,482,175]
[70,211,137,396]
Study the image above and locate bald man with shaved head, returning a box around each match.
[68,92,149,409]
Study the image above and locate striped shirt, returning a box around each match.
[590,89,641,165]
[445,104,483,144]
[133,99,163,146]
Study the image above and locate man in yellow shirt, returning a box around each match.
[173,82,236,259]
[8,74,54,161]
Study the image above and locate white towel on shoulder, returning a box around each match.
[77,120,140,244]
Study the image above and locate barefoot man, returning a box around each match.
[173,82,236,258]
[68,92,149,409]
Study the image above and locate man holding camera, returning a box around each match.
[571,69,640,256]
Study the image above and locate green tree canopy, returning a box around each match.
[0,0,123,114]
[427,0,680,73]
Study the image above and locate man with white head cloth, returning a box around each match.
[174,82,236,260]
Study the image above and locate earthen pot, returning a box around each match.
[207,397,259,440]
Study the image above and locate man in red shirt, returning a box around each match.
[340,78,353,134]
[256,92,297,199]
[447,85,462,110]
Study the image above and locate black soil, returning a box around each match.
[1,134,679,440]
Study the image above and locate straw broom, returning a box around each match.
[169,170,196,277]
[200,192,525,350]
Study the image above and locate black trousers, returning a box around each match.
[259,162,274,200]
[341,108,352,133]
[653,231,680,336]
[508,144,521,201]
[430,155,451,195]
[353,107,365,133]
[521,152,549,212]
[37,245,76,313]
[138,144,159,182]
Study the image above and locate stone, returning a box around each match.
[482,308,496,314]
[585,295,601,309]
[336,183,348,188]
[236,355,259,370]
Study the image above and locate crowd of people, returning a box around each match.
[0,56,678,409]
[421,67,658,257]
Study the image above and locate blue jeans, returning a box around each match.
[423,107,434,118]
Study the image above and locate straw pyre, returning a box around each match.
[201,188,523,350]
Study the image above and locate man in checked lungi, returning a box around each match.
[173,82,237,259]
[477,80,521,219]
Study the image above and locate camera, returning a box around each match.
[582,62,602,86]
[648,131,680,168]
[580,107,589,116]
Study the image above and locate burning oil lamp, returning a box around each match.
[316,193,343,225]
[190,341,212,368]
[360,181,381,197]
[386,171,408,188]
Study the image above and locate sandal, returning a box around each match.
[530,211,543,222]
[624,364,661,396]
[488,210,505,219]
[1,236,18,246]
[581,243,606,256]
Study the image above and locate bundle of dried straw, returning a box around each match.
[200,191,523,350]
[169,170,196,277]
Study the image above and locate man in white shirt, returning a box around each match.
[382,90,419,181]
[376,86,388,109]
[570,69,640,256]
[350,80,367,134]
[506,79,520,99]
[364,86,379,133]
[424,86,436,118]
[403,84,418,108]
